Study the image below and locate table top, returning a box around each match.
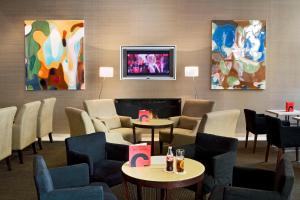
[133,119,174,127]
[293,116,300,121]
[121,156,205,183]
[266,109,300,116]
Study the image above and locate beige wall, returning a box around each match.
[0,0,299,135]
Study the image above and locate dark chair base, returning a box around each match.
[38,138,43,150]
[49,132,53,143]
[5,157,12,171]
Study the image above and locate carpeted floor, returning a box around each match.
[0,140,299,200]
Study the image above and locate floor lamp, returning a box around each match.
[185,66,199,99]
[98,67,113,99]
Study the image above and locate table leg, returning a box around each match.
[133,125,136,144]
[123,180,130,200]
[151,128,155,155]
[160,189,167,200]
[169,125,174,145]
[137,184,143,200]
[195,175,204,200]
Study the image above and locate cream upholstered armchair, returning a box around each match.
[65,107,96,137]
[37,97,56,149]
[159,99,215,152]
[0,106,17,170]
[83,99,140,144]
[65,107,131,145]
[199,109,241,137]
[13,101,41,164]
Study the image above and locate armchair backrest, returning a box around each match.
[0,106,17,160]
[244,109,256,132]
[65,133,106,164]
[83,99,117,118]
[274,157,294,199]
[182,99,215,118]
[198,109,240,137]
[266,115,282,146]
[195,133,238,153]
[33,155,54,199]
[37,98,56,138]
[65,107,95,136]
[13,101,41,150]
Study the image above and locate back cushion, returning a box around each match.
[100,116,121,130]
[178,116,198,130]
[66,133,106,163]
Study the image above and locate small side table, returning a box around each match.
[122,156,205,200]
[132,119,174,155]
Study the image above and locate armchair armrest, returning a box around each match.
[232,166,275,190]
[106,142,129,162]
[119,116,132,128]
[211,151,237,185]
[45,186,103,200]
[67,150,94,175]
[49,163,90,189]
[222,186,281,200]
[169,116,180,127]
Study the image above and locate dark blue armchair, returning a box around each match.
[33,155,117,200]
[65,132,129,187]
[209,156,294,200]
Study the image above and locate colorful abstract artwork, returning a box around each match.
[211,20,266,90]
[25,20,85,90]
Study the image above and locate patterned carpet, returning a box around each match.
[0,140,299,200]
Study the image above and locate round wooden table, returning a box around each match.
[132,119,174,155]
[122,156,205,200]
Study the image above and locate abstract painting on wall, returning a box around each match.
[211,20,266,90]
[25,20,85,90]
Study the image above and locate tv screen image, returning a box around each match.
[127,52,170,75]
[120,45,176,80]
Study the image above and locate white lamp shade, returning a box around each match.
[99,67,113,77]
[185,66,199,77]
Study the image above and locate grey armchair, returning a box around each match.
[181,132,238,195]
[209,156,294,200]
[33,155,117,200]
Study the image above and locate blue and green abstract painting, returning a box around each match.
[211,20,266,90]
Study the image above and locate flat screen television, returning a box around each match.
[120,45,176,80]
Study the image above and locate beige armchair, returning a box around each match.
[0,106,17,170]
[83,99,140,144]
[159,99,215,152]
[65,107,96,137]
[12,101,41,164]
[37,97,56,149]
[198,109,241,137]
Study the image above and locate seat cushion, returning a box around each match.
[92,160,123,187]
[100,116,122,130]
[159,128,193,142]
[111,127,142,143]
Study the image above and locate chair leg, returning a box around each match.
[265,143,270,162]
[245,130,249,148]
[38,138,43,150]
[296,147,299,162]
[49,132,53,143]
[5,157,12,171]
[253,134,258,154]
[17,150,23,164]
[159,141,163,154]
[276,148,284,167]
[32,143,37,154]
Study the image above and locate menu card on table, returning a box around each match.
[129,143,151,167]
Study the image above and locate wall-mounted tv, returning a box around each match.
[120,45,176,80]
